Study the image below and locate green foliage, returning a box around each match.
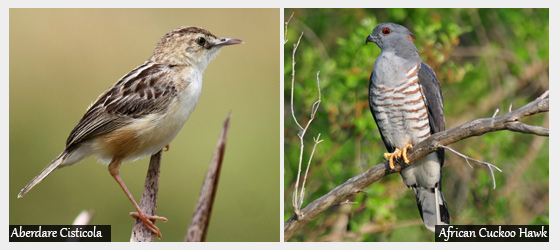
[285,8,548,242]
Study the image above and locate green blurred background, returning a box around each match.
[284,9,548,241]
[10,9,279,242]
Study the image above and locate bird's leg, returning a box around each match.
[383,148,401,169]
[399,143,413,164]
[108,159,167,238]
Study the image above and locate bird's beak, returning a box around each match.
[215,37,244,46]
[365,34,375,45]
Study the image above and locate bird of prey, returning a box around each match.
[366,23,449,232]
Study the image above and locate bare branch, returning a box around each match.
[298,134,323,209]
[290,32,305,131]
[440,145,502,189]
[337,200,358,205]
[289,28,324,220]
[284,12,294,45]
[185,113,231,242]
[492,109,499,118]
[504,121,549,136]
[538,89,549,99]
[290,32,304,218]
[284,92,548,241]
[131,150,163,242]
[295,74,323,211]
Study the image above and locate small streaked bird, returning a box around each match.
[18,26,243,238]
[366,23,449,231]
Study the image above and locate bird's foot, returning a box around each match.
[164,145,170,152]
[400,143,413,164]
[130,211,168,238]
[383,148,401,169]
[383,143,413,169]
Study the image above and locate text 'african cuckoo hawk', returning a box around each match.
[366,23,449,231]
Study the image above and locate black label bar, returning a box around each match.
[9,225,111,242]
[435,225,548,242]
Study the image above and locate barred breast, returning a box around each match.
[370,61,431,149]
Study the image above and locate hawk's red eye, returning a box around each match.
[382,28,391,35]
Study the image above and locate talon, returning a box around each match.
[383,152,393,160]
[383,144,412,169]
[164,145,170,152]
[130,211,168,238]
[130,212,168,222]
[401,143,413,164]
[384,148,401,169]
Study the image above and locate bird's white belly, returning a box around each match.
[122,80,202,162]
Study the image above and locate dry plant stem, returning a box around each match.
[284,12,294,45]
[284,91,548,241]
[131,150,163,242]
[299,133,324,209]
[290,32,323,219]
[185,114,231,242]
[290,32,305,130]
[290,32,304,218]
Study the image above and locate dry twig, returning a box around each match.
[284,12,294,45]
[288,25,324,220]
[130,150,163,242]
[185,114,231,242]
[440,145,502,189]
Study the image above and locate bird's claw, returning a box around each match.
[383,143,413,169]
[130,211,168,238]
[401,143,413,164]
[384,148,400,169]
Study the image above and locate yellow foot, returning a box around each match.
[383,143,413,169]
[130,211,168,238]
[401,143,413,164]
[384,148,401,169]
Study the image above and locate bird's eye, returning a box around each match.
[196,37,206,46]
[382,28,391,35]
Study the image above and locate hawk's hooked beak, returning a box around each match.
[214,37,244,47]
[365,34,375,45]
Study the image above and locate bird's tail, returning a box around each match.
[18,153,66,198]
[412,185,449,232]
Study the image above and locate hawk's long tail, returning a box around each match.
[412,185,450,232]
